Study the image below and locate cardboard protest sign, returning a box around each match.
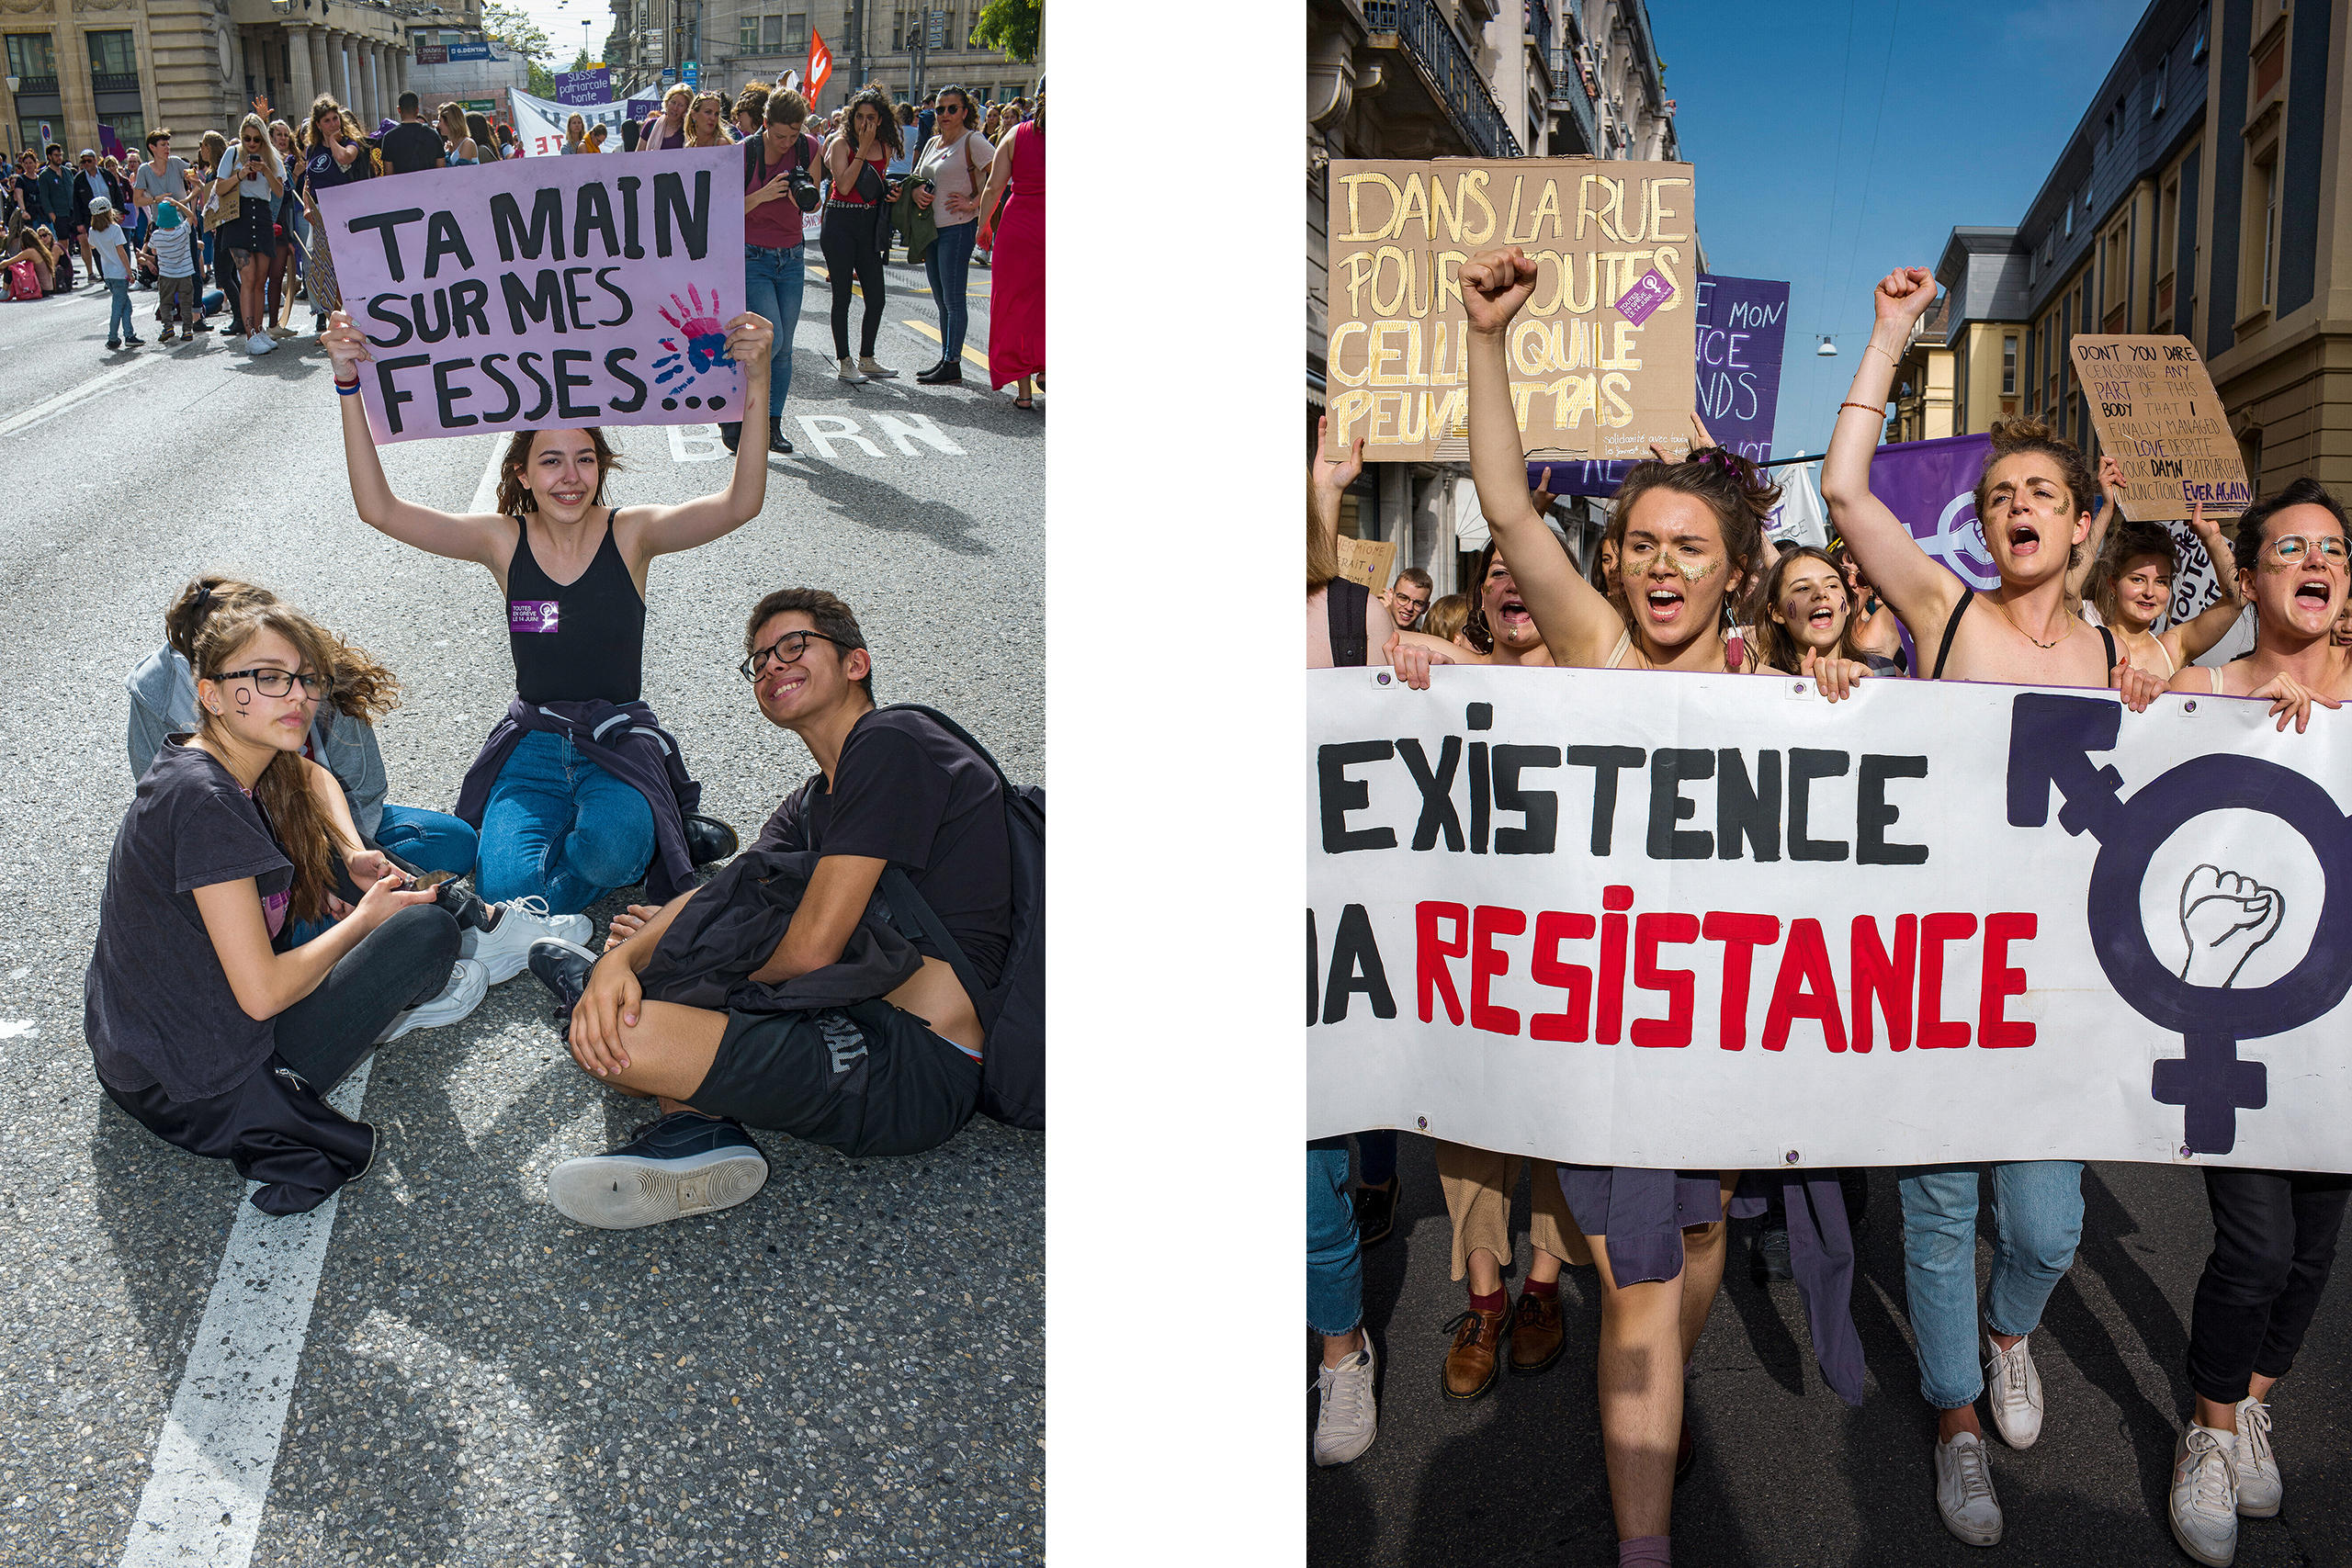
[2069,334,2250,519]
[1336,536,1396,594]
[314,146,746,443]
[1323,159,1698,466]
[1309,666,2352,1170]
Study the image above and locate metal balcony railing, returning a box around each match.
[1364,0,1521,158]
[1527,0,1552,68]
[90,72,140,93]
[15,74,59,95]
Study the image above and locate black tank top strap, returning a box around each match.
[1930,588,1973,681]
[2098,625,2117,677]
[1327,579,1371,668]
[504,509,647,704]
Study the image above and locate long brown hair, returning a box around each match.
[494,428,623,516]
[844,86,904,158]
[2090,517,2178,627]
[168,577,401,723]
[1753,545,1866,674]
[187,604,345,924]
[1306,476,1338,595]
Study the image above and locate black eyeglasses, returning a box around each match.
[739,630,847,681]
[216,667,327,698]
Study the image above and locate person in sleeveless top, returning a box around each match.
[321,307,775,916]
[821,87,904,385]
[2087,472,2245,681]
[2154,479,2352,1562]
[1821,264,2170,1551]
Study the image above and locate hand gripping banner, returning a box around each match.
[1306,667,2352,1171]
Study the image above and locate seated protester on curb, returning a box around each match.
[2086,479,2245,680]
[1822,265,2162,1552]
[532,589,1009,1230]
[1402,243,1876,1566]
[323,309,765,916]
[2157,478,2352,1567]
[125,576,586,977]
[86,599,488,1217]
[1753,544,1902,679]
[1385,567,1432,633]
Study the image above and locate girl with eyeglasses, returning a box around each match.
[908,85,992,386]
[88,592,488,1218]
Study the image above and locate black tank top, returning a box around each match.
[505,512,646,704]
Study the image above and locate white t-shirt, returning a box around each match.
[220,146,282,201]
[913,130,993,225]
[91,220,130,278]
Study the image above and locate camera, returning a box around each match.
[786,164,820,213]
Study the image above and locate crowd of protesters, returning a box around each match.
[6,78,1044,418]
[1311,251,2351,1568]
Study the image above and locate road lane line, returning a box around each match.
[0,363,139,443]
[118,1064,372,1568]
[466,434,506,514]
[899,318,989,371]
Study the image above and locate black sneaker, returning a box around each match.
[915,359,963,385]
[1749,1219,1793,1284]
[768,417,792,454]
[527,936,598,1016]
[684,814,739,866]
[1351,1177,1398,1248]
[718,421,741,452]
[547,1111,770,1228]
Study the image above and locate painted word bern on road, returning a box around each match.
[1306,666,2352,1174]
[1322,158,1698,466]
[314,145,748,443]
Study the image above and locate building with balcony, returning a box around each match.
[1929,0,2352,499]
[2,0,476,160]
[602,0,1042,114]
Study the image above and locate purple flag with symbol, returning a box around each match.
[1868,432,1997,589]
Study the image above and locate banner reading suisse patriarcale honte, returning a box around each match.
[1307,666,2352,1173]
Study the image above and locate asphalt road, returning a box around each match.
[0,243,1041,1567]
[1309,1139,2352,1568]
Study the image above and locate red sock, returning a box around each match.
[1523,1277,1559,1300]
[1468,1288,1506,1314]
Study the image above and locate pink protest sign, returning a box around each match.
[313,145,748,443]
[1614,265,1675,326]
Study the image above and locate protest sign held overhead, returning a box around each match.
[1309,666,2352,1172]
[2069,334,2251,519]
[314,145,747,443]
[1323,159,1699,465]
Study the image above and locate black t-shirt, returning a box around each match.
[753,709,1012,987]
[305,145,366,193]
[381,121,444,176]
[85,740,292,1102]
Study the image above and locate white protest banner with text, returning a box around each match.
[1307,667,2352,1172]
[315,145,747,443]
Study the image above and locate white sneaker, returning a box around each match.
[1933,1430,2003,1546]
[1312,1341,1377,1467]
[837,355,866,383]
[459,896,594,985]
[1985,1332,2044,1449]
[246,331,274,355]
[2233,1398,2279,1517]
[2169,1424,2239,1565]
[375,958,490,1043]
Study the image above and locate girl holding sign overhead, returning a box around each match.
[320,306,777,917]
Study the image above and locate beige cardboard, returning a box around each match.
[1322,158,1699,465]
[2067,335,2251,520]
[1336,536,1397,594]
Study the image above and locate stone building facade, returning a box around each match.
[603,0,1042,114]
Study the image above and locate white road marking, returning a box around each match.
[795,415,883,462]
[868,412,966,457]
[0,363,140,443]
[0,1021,36,1040]
[466,434,506,515]
[119,1062,373,1568]
[667,423,729,464]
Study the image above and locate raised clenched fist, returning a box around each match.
[1872,266,1938,325]
[2177,864,2284,987]
[1460,245,1539,336]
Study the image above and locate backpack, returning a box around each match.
[6,258,38,301]
[872,704,1045,1132]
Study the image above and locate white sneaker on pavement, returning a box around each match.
[1985,1332,2044,1449]
[1933,1430,2003,1547]
[2233,1398,2279,1517]
[2169,1424,2239,1565]
[460,896,594,985]
[375,958,490,1043]
[837,355,866,383]
[247,331,274,355]
[1312,1340,1377,1467]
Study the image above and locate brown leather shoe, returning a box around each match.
[1442,1301,1510,1400]
[1509,1288,1566,1375]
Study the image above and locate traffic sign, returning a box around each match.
[683,59,698,87]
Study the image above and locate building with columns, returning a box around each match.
[603,0,1042,115]
[3,0,479,160]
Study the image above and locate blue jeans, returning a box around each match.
[105,276,132,340]
[475,730,654,915]
[742,243,806,417]
[1899,1160,2086,1408]
[924,221,976,362]
[1308,1138,1363,1337]
[376,802,480,878]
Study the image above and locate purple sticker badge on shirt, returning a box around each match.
[509,600,560,634]
[1614,265,1675,326]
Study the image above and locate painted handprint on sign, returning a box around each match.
[649,285,736,413]
[2177,864,2284,988]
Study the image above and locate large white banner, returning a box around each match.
[1307,666,2352,1172]
[508,89,633,156]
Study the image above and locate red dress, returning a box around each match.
[988,121,1045,389]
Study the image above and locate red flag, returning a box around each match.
[806,30,832,99]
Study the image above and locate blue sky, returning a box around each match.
[1654,0,2146,459]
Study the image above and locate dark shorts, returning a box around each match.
[691,998,978,1156]
[99,1052,376,1215]
[1559,1166,1735,1285]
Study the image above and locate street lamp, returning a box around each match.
[1816,334,1838,357]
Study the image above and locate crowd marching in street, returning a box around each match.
[1308,251,2350,1568]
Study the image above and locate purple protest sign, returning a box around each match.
[556,67,611,107]
[1614,266,1675,326]
[314,145,746,443]
[1870,432,1998,590]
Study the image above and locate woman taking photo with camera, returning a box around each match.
[727,86,820,456]
[822,85,903,384]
